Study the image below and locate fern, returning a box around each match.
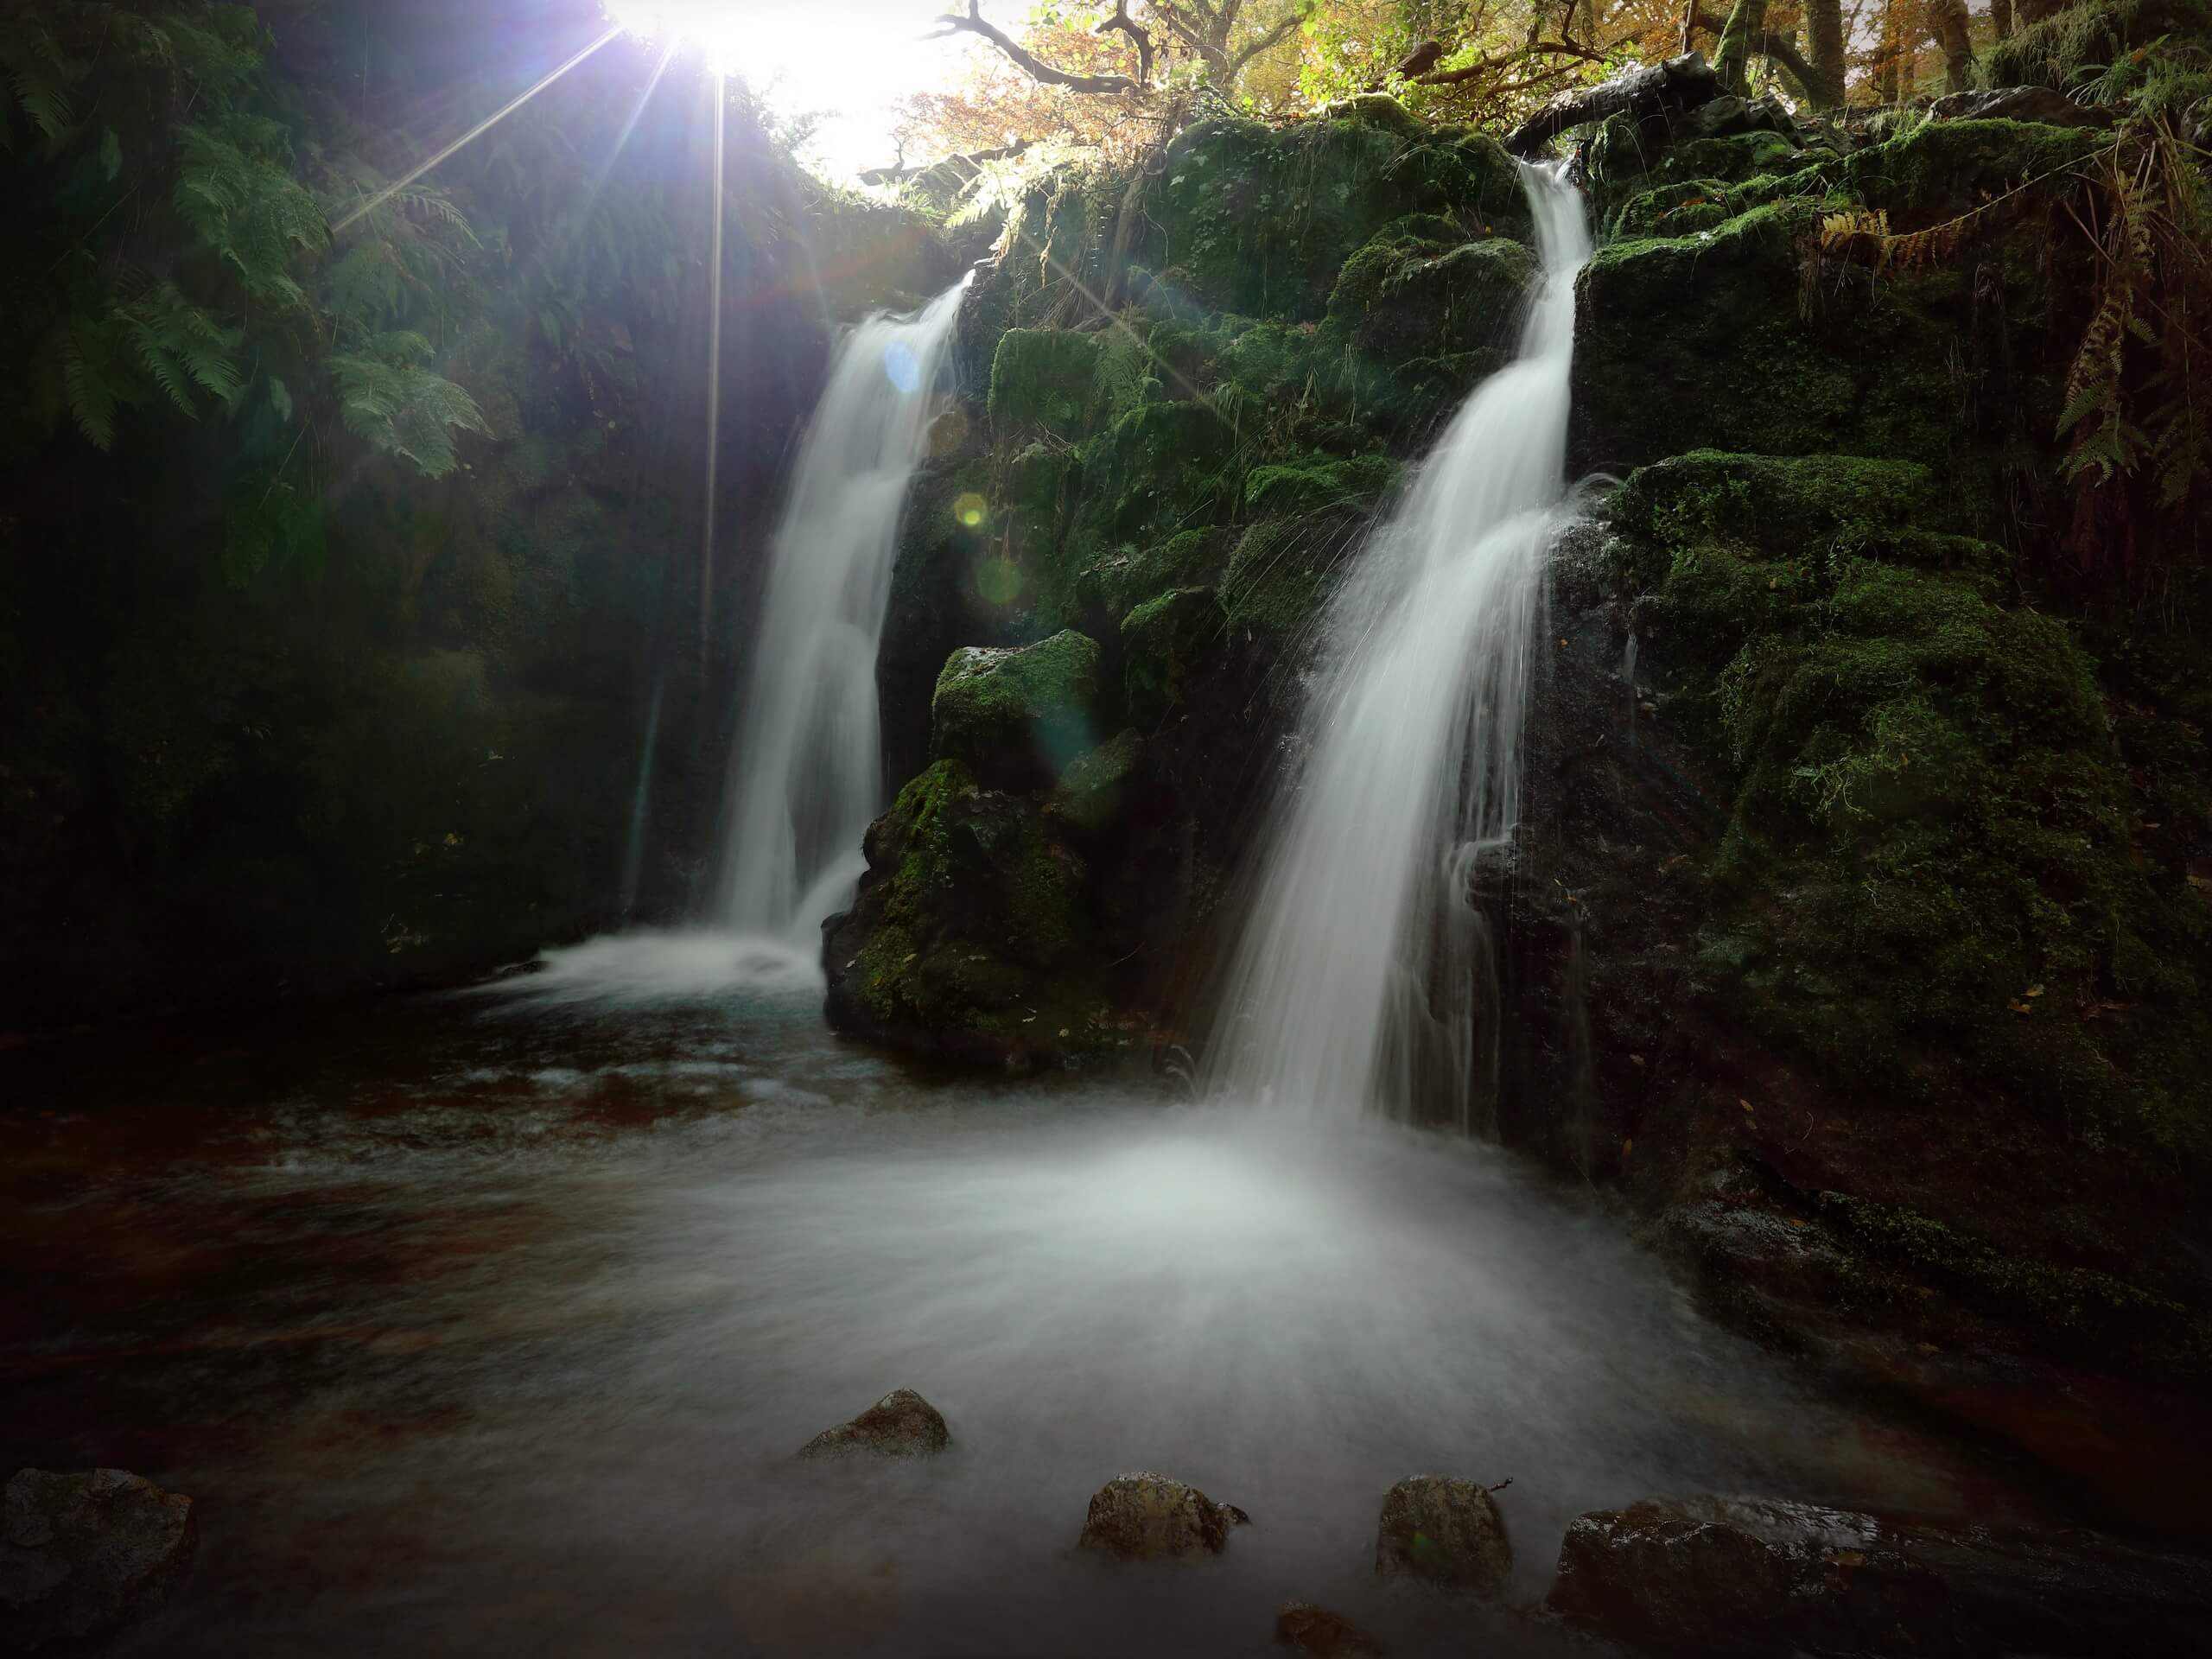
[328,333,492,479]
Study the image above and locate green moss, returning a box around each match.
[931,629,1103,785]
[988,328,1108,439]
[1077,527,1228,626]
[1984,0,2212,90]
[1122,587,1224,725]
[1619,457,2211,1159]
[1820,1192,2212,1372]
[1219,513,1364,648]
[1243,453,1398,517]
[1051,728,1146,837]
[1143,113,1529,321]
[1836,118,2109,226]
[1573,202,1986,482]
[1657,130,1809,187]
[1326,233,1539,361]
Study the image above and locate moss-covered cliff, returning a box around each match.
[832,54,2212,1427]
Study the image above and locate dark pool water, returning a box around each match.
[0,933,2086,1656]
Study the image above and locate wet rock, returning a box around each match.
[1926,86,2113,129]
[1373,1475,1511,1595]
[1077,1473,1249,1560]
[1547,1497,2212,1657]
[1275,1600,1386,1656]
[931,631,1103,790]
[1,1468,197,1653]
[1049,729,1146,842]
[797,1389,950,1459]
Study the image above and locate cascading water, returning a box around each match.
[1207,162,1592,1128]
[712,278,969,943]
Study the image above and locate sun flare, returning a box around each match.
[604,2,959,172]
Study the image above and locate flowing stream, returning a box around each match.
[712,279,969,943]
[0,984,2039,1657]
[1207,165,1592,1128]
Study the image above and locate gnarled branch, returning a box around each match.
[1095,2,1154,87]
[1230,15,1306,78]
[931,0,1142,95]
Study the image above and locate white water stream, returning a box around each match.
[1208,164,1592,1128]
[712,279,969,944]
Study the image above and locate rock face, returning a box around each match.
[1372,1476,1511,1595]
[1,1468,197,1653]
[931,631,1103,789]
[796,1389,951,1459]
[1547,1497,2212,1657]
[1077,1473,1249,1560]
[1925,85,2114,127]
[1275,1601,1386,1656]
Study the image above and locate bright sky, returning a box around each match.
[606,1,974,175]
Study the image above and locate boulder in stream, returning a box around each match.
[796,1389,950,1459]
[1275,1599,1386,1656]
[1373,1475,1512,1594]
[1,1468,197,1653]
[1077,1473,1249,1560]
[1546,1496,2212,1656]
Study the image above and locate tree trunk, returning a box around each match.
[1875,0,1903,102]
[1991,0,2015,39]
[1713,0,1771,96]
[1929,0,1976,93]
[2015,0,2071,25]
[1805,0,1847,106]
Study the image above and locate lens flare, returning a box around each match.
[606,2,746,72]
[953,493,989,530]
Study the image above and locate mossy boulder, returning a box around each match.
[1327,232,1541,361]
[1144,112,1530,321]
[1571,199,1992,483]
[931,630,1103,788]
[1243,454,1399,518]
[1219,513,1365,652]
[822,760,1114,1067]
[1050,728,1147,842]
[1122,587,1224,727]
[988,328,1108,440]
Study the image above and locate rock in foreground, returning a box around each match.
[1077,1473,1249,1560]
[1373,1475,1511,1595]
[796,1389,950,1459]
[1276,1599,1386,1656]
[1,1468,197,1653]
[1547,1497,2212,1657]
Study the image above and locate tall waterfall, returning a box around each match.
[714,278,968,940]
[1207,164,1592,1128]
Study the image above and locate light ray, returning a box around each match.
[700,69,727,677]
[331,26,624,234]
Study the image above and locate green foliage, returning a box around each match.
[329,333,493,480]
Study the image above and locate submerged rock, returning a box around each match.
[1373,1475,1512,1594]
[1,1468,197,1653]
[796,1389,950,1459]
[1546,1497,2212,1656]
[1077,1473,1249,1560]
[1275,1600,1386,1656]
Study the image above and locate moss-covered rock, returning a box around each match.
[1051,728,1147,841]
[988,328,1107,440]
[931,629,1103,787]
[1144,111,1530,320]
[1219,512,1366,652]
[1122,587,1224,727]
[822,760,1117,1068]
[1327,232,1541,361]
[1560,449,2212,1378]
[1571,199,1992,484]
[1243,454,1400,518]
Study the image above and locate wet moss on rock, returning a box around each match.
[931,629,1104,788]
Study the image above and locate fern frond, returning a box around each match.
[63,333,118,450]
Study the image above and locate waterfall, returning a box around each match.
[1206,164,1592,1127]
[713,278,969,941]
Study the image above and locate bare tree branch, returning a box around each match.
[1095,1,1154,87]
[931,0,1143,95]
